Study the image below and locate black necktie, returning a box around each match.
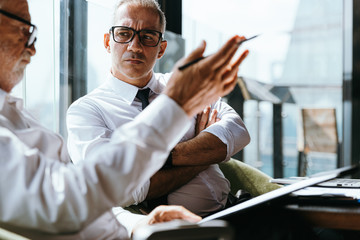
[136,88,150,110]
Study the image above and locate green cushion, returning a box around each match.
[219,158,281,197]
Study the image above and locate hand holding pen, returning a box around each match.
[164,35,249,117]
[178,35,258,70]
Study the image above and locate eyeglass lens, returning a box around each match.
[0,9,37,47]
[27,25,37,47]
[113,27,161,47]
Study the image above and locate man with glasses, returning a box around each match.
[67,0,250,219]
[0,0,248,238]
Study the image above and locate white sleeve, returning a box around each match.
[203,98,250,161]
[0,95,191,234]
[66,97,113,165]
[66,94,151,205]
[131,180,150,204]
[112,207,147,239]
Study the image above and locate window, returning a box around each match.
[183,0,343,177]
[87,0,113,93]
[13,0,61,133]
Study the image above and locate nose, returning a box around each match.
[26,43,36,56]
[127,33,143,52]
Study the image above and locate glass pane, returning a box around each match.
[183,0,343,177]
[87,0,114,93]
[12,0,60,133]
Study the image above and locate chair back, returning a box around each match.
[297,108,339,176]
[301,108,338,154]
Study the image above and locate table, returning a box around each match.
[286,204,360,231]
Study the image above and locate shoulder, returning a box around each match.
[67,89,105,115]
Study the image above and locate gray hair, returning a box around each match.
[113,0,166,33]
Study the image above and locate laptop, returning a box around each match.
[200,164,359,223]
[270,176,360,188]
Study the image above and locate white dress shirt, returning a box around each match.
[67,72,250,216]
[0,88,191,239]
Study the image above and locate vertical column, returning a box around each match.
[225,85,245,162]
[68,0,88,102]
[351,1,360,167]
[273,104,283,178]
[157,0,182,34]
[343,0,360,170]
[59,0,87,137]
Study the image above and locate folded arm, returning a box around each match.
[172,131,227,166]
[145,105,226,199]
[172,99,250,166]
[145,99,251,198]
[145,165,208,200]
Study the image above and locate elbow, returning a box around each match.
[232,127,250,152]
[244,129,251,147]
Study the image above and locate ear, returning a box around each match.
[104,33,111,53]
[157,40,167,59]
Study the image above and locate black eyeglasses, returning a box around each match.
[109,26,163,47]
[0,9,37,47]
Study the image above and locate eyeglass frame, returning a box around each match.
[109,26,164,47]
[0,9,37,47]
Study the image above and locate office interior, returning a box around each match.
[15,0,359,179]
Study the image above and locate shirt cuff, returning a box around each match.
[132,180,150,204]
[112,207,147,238]
[203,124,231,161]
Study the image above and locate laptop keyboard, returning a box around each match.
[318,178,360,188]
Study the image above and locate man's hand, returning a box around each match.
[195,106,220,135]
[164,35,249,117]
[132,205,201,234]
[146,205,202,224]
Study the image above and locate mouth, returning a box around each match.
[21,58,31,64]
[125,58,144,65]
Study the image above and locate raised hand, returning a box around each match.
[164,35,249,117]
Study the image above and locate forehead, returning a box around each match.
[114,4,161,30]
[0,0,31,22]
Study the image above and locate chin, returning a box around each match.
[12,72,25,86]
[10,78,23,91]
[1,72,24,92]
[132,67,152,76]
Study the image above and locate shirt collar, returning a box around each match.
[147,72,167,95]
[105,73,159,104]
[0,89,24,111]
